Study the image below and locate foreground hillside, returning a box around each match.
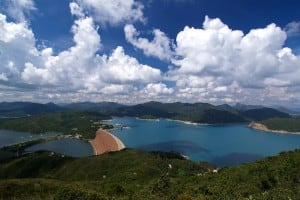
[0,149,300,199]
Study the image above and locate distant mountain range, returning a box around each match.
[0,101,296,124]
[0,102,63,117]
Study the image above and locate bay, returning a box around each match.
[109,117,300,166]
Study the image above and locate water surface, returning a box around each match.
[0,129,57,148]
[109,117,300,166]
[25,138,94,157]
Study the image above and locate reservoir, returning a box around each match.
[109,117,300,166]
[25,138,94,157]
[2,117,300,165]
[0,129,57,148]
[0,129,93,157]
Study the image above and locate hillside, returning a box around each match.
[64,102,126,111]
[112,101,246,123]
[260,118,300,133]
[0,111,112,139]
[241,107,291,121]
[0,102,63,117]
[0,149,300,199]
[0,101,293,124]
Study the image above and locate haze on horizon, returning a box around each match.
[0,0,300,107]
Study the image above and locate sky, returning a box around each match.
[0,0,300,106]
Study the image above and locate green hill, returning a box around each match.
[0,149,300,199]
[64,101,126,111]
[260,118,300,132]
[241,108,291,121]
[0,111,112,139]
[112,101,246,124]
[0,102,63,117]
[0,101,292,124]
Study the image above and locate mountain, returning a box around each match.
[216,104,238,113]
[113,101,246,123]
[234,103,264,111]
[241,107,291,121]
[272,106,300,115]
[0,101,293,124]
[64,102,126,111]
[0,102,63,117]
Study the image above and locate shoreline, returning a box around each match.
[89,129,125,155]
[166,118,208,126]
[248,122,300,135]
[136,117,160,122]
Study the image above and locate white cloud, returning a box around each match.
[124,24,174,61]
[0,13,38,82]
[2,0,36,22]
[76,0,144,26]
[0,73,8,81]
[284,21,300,37]
[1,6,300,106]
[99,46,161,84]
[142,83,174,96]
[70,2,85,18]
[171,16,300,90]
[1,3,162,100]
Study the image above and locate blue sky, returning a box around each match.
[0,0,300,106]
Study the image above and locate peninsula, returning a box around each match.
[249,122,300,135]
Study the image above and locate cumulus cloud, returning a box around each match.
[1,0,36,22]
[0,2,162,101]
[99,46,161,84]
[1,3,300,106]
[142,83,174,96]
[171,16,300,91]
[0,13,38,83]
[284,21,300,37]
[124,24,174,61]
[75,0,144,26]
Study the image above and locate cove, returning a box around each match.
[109,117,300,167]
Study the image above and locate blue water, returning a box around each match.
[25,138,94,157]
[109,117,300,166]
[0,129,93,157]
[0,129,58,148]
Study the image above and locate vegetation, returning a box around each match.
[0,101,293,124]
[0,102,63,117]
[260,117,300,132]
[241,108,291,121]
[109,101,247,124]
[0,149,300,199]
[0,111,113,139]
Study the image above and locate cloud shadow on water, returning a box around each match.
[212,152,264,167]
[137,140,210,155]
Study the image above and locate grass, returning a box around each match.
[0,149,300,199]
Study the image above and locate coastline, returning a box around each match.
[166,118,208,125]
[248,122,300,135]
[136,117,160,122]
[89,129,125,155]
